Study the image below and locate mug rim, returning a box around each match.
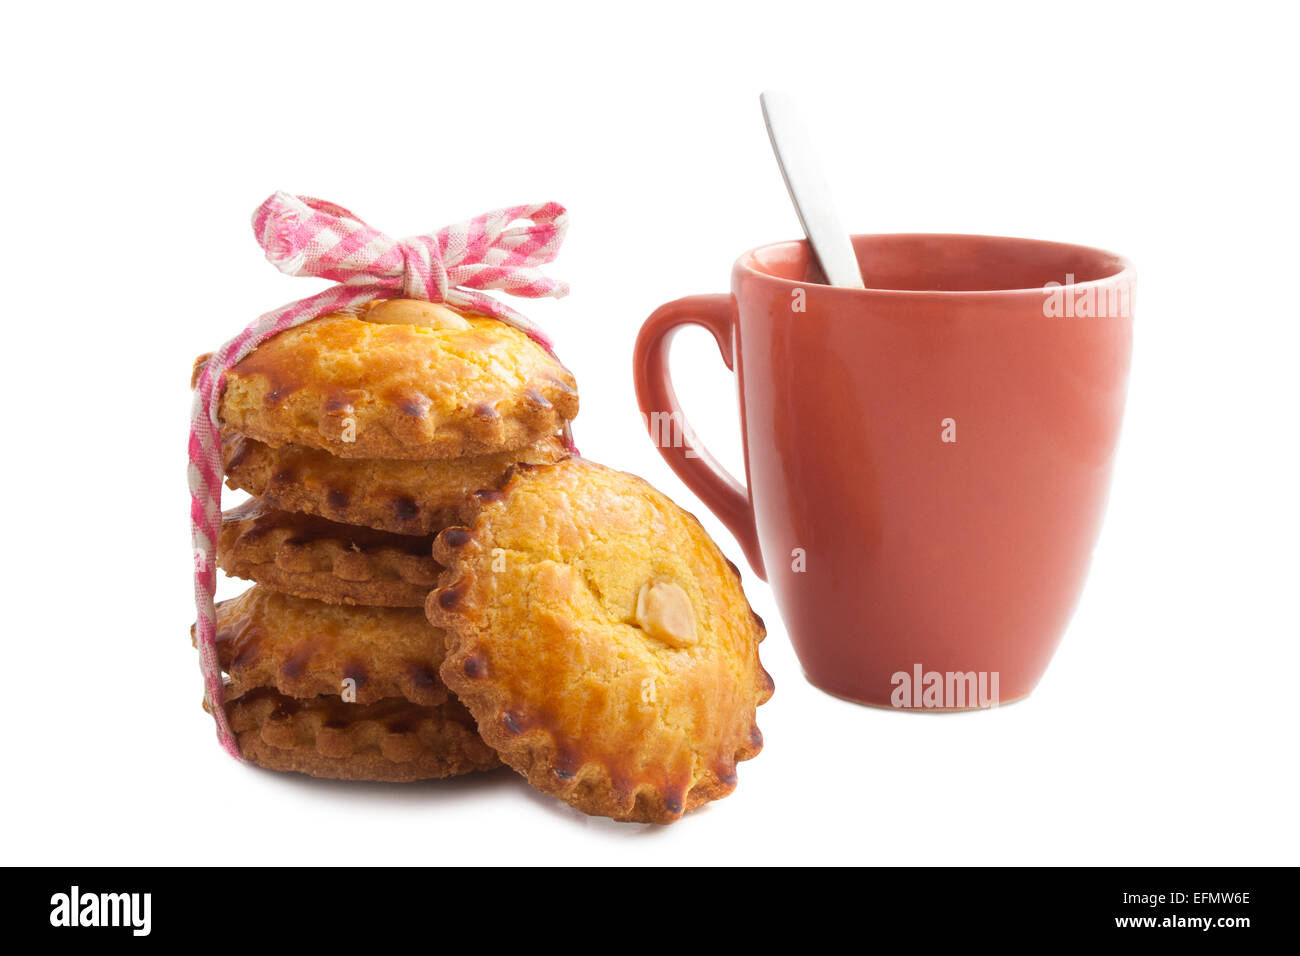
[734,232,1135,298]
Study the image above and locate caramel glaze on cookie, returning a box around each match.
[218,498,439,607]
[206,586,449,707]
[223,689,500,782]
[223,432,568,536]
[213,306,579,460]
[426,458,773,824]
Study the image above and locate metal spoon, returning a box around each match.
[760,90,865,289]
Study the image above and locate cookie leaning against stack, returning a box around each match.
[195,297,577,782]
[427,457,773,823]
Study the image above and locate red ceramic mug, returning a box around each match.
[634,234,1134,708]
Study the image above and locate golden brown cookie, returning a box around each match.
[218,498,438,607]
[426,458,773,824]
[208,587,448,706]
[211,304,578,460]
[223,432,569,536]
[224,688,500,782]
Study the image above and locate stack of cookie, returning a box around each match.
[195,296,773,823]
[198,297,577,781]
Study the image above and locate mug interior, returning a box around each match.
[744,233,1129,292]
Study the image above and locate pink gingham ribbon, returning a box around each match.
[189,193,572,758]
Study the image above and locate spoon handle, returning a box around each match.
[760,91,865,290]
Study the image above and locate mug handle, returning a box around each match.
[633,294,766,580]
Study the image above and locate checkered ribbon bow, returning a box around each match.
[189,193,572,758]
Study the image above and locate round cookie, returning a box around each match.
[223,689,501,782]
[218,499,439,607]
[212,303,579,460]
[426,458,773,824]
[207,586,449,706]
[223,432,569,536]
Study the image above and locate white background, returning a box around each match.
[3,1,1296,865]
